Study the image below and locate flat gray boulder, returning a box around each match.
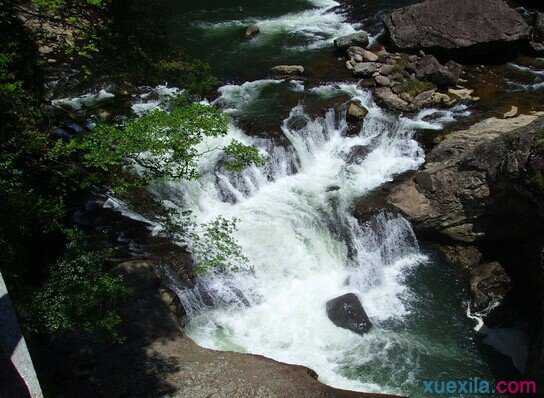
[384,0,529,58]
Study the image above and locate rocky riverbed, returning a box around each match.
[30,0,544,396]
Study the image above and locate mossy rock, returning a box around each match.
[399,79,436,97]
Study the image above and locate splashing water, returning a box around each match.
[150,81,476,395]
[195,0,358,50]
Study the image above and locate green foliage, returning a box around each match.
[30,231,130,340]
[161,210,250,276]
[224,140,265,172]
[155,54,220,96]
[53,102,264,191]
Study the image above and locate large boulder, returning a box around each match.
[334,32,369,50]
[326,293,373,335]
[384,113,544,243]
[383,0,530,59]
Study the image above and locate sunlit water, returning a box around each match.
[111,0,506,395]
[148,80,491,396]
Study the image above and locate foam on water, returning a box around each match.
[153,82,468,394]
[195,0,358,50]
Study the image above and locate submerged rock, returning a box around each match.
[334,32,369,50]
[383,0,530,59]
[326,293,373,335]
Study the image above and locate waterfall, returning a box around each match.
[148,81,469,394]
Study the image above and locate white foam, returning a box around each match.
[52,89,114,111]
[155,82,467,393]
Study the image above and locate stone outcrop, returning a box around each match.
[470,262,511,313]
[383,0,530,59]
[326,293,373,335]
[365,114,544,384]
[384,114,544,243]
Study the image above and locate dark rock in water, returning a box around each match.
[334,32,369,50]
[326,293,373,335]
[345,101,368,136]
[470,262,511,313]
[415,55,461,88]
[244,24,260,39]
[345,145,371,164]
[270,65,304,77]
[383,0,530,59]
[326,185,340,192]
[435,244,483,271]
[529,12,544,54]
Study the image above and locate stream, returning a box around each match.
[134,1,499,396]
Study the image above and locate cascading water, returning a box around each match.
[152,82,479,395]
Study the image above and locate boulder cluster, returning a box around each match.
[335,33,478,113]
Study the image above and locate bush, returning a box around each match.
[30,232,130,341]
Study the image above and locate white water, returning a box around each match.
[152,81,469,393]
[195,0,359,50]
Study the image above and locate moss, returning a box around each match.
[399,79,436,97]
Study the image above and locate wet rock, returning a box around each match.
[352,62,378,78]
[379,64,396,76]
[448,88,479,101]
[374,87,412,112]
[244,24,260,39]
[383,0,529,59]
[384,113,544,243]
[470,262,511,313]
[326,293,373,335]
[326,185,341,192]
[358,78,376,89]
[415,55,460,88]
[347,101,369,121]
[412,89,437,108]
[334,31,369,50]
[529,12,544,54]
[436,244,483,270]
[270,65,304,77]
[361,49,379,62]
[345,102,368,136]
[345,145,371,164]
[374,75,391,87]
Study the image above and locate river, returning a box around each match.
[134,1,501,396]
